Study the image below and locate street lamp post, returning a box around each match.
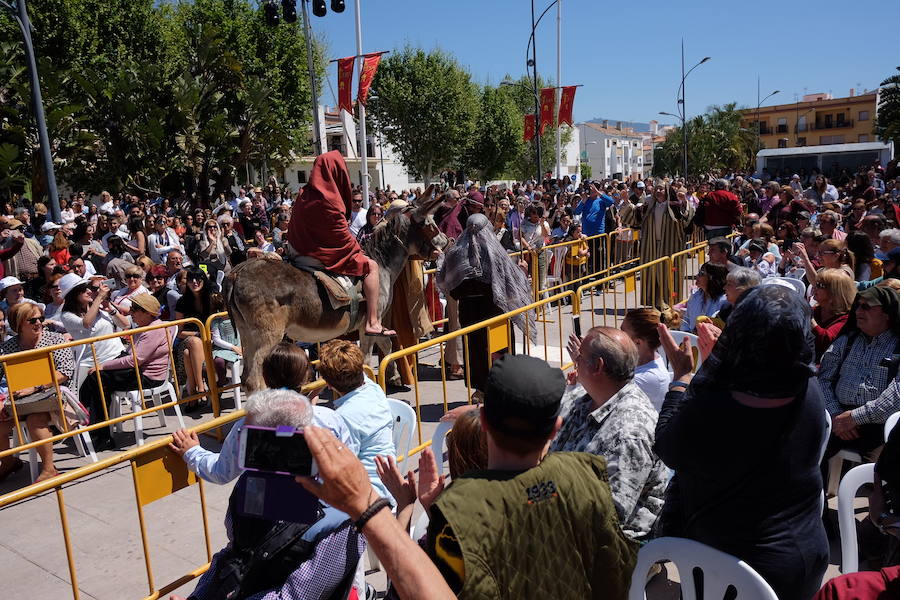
[674,42,710,179]
[298,0,323,156]
[0,0,61,222]
[755,79,780,159]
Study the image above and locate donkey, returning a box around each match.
[223,196,447,392]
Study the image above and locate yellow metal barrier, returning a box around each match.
[377,290,576,447]
[0,377,327,600]
[0,318,213,463]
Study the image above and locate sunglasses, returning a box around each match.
[125,273,142,280]
[815,282,828,289]
[27,316,46,325]
[187,276,204,283]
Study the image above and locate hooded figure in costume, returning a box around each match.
[437,213,536,395]
[286,151,394,337]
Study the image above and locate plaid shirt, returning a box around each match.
[819,330,900,425]
[550,381,667,539]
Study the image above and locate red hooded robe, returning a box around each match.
[287,151,370,277]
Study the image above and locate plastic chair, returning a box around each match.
[628,537,778,600]
[658,331,704,373]
[885,411,900,442]
[220,358,243,409]
[837,462,876,574]
[431,420,453,477]
[387,398,416,473]
[544,246,569,291]
[110,381,185,447]
[777,276,806,297]
[410,508,430,542]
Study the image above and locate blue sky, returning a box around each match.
[310,0,899,125]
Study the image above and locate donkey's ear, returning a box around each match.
[414,193,443,219]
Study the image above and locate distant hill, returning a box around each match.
[585,118,657,132]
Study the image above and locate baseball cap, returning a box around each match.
[483,355,565,437]
[130,293,161,317]
[636,181,645,188]
[41,222,62,233]
[0,276,23,292]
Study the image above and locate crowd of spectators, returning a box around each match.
[1,157,900,598]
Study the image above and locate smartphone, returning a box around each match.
[101,278,117,289]
[238,424,317,477]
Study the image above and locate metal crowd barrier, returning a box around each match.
[377,290,576,449]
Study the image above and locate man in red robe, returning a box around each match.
[287,151,395,337]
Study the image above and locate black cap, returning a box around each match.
[483,355,565,437]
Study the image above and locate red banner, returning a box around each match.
[539,87,555,135]
[558,86,576,127]
[357,53,381,106]
[337,56,355,114]
[524,114,536,142]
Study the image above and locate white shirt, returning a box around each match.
[147,227,183,264]
[61,310,125,366]
[349,210,368,236]
[632,355,671,412]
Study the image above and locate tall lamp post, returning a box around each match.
[674,43,710,179]
[0,0,61,222]
[755,81,780,158]
[524,0,563,182]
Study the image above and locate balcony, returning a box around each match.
[814,119,854,130]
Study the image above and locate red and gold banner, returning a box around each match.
[357,53,382,105]
[539,87,555,134]
[337,56,355,113]
[558,86,577,127]
[524,114,536,142]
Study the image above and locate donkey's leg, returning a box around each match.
[242,325,283,393]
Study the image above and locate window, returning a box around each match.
[797,116,807,132]
[836,112,846,125]
[858,134,870,143]
[777,139,788,148]
[859,111,869,121]
[824,114,833,128]
[777,117,788,134]
[297,171,307,184]
[797,137,807,146]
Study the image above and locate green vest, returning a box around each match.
[434,452,638,600]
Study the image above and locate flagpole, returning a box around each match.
[354,0,369,208]
[555,0,562,181]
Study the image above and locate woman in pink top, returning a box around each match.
[78,293,174,451]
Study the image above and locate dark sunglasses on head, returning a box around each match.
[27,316,46,325]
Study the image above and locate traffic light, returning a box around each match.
[281,0,297,22]
[312,0,327,17]
[331,0,345,12]
[264,0,280,26]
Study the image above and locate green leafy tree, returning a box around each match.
[462,85,522,182]
[369,46,480,185]
[653,103,756,177]
[579,161,592,180]
[875,67,900,149]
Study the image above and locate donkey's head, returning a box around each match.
[382,194,448,261]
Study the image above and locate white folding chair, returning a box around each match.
[387,398,417,473]
[659,331,704,373]
[431,420,453,477]
[410,508,430,542]
[628,537,778,600]
[837,462,876,574]
[828,449,865,496]
[110,381,185,446]
[544,246,568,291]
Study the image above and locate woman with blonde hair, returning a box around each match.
[811,268,855,361]
[795,238,855,286]
[196,219,231,271]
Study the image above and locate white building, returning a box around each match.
[281,106,424,193]
[577,121,645,180]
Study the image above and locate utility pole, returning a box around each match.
[300,0,323,155]
[555,0,562,181]
[354,0,369,207]
[1,0,61,222]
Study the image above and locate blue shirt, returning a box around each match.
[680,291,728,332]
[576,194,614,236]
[334,377,396,500]
[183,406,353,485]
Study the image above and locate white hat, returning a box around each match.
[58,273,89,300]
[41,222,62,233]
[0,276,23,292]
